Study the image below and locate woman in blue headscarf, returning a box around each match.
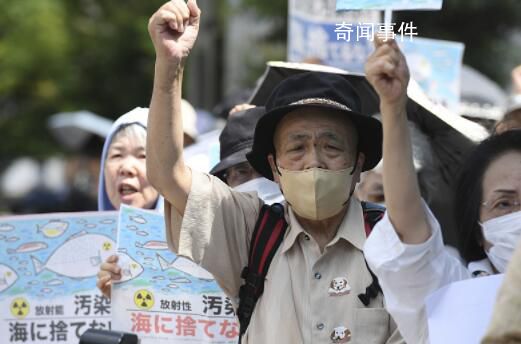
[96,107,163,297]
[98,107,162,212]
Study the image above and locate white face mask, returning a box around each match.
[481,210,521,273]
[233,177,285,205]
[277,166,355,221]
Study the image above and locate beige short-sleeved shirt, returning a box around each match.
[165,171,403,344]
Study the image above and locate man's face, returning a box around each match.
[268,108,363,184]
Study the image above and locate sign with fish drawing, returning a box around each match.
[111,205,239,343]
[0,212,118,343]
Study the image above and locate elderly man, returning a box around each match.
[147,1,403,343]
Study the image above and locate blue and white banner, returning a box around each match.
[111,206,238,343]
[288,0,380,73]
[336,0,443,10]
[399,37,465,113]
[0,211,117,343]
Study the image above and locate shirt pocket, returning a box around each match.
[354,307,390,344]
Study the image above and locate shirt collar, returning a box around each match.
[281,197,367,253]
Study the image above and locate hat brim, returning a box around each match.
[209,147,250,179]
[247,103,383,180]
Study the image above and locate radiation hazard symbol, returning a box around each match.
[134,289,154,310]
[10,298,30,319]
[102,241,112,251]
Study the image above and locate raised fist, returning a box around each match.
[365,37,410,112]
[148,0,201,65]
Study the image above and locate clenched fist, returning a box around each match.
[148,0,201,66]
[365,36,410,114]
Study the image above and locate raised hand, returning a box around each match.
[148,0,201,66]
[96,254,121,299]
[365,36,410,113]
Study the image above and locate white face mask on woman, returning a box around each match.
[481,210,521,273]
[233,177,284,205]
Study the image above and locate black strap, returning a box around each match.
[237,203,287,338]
[237,201,386,338]
[358,201,385,306]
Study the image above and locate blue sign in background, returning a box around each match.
[288,13,375,73]
[0,212,117,299]
[336,0,442,10]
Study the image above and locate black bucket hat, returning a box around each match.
[246,71,383,180]
[209,106,265,179]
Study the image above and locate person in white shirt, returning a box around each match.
[363,36,521,343]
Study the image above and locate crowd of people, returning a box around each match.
[5,0,521,343]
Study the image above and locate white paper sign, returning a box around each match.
[426,274,504,344]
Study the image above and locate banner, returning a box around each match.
[336,0,442,10]
[0,212,118,343]
[111,205,238,343]
[288,0,380,73]
[399,37,465,113]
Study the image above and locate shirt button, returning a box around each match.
[316,323,325,330]
[304,234,310,240]
[314,272,322,280]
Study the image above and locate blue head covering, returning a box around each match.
[97,107,163,211]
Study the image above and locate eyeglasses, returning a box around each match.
[481,198,521,218]
[223,162,258,187]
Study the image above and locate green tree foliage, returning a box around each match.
[0,0,163,159]
[1,0,521,160]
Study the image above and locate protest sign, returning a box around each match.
[111,205,238,343]
[0,211,118,343]
[336,0,442,10]
[289,0,380,73]
[426,274,504,344]
[400,37,465,113]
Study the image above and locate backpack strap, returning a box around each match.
[237,203,288,338]
[358,201,385,306]
[237,201,386,337]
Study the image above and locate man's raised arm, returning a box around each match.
[365,37,431,244]
[146,0,200,215]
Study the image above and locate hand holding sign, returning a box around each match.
[96,254,121,299]
[365,36,410,114]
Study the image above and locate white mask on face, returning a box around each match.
[277,166,355,221]
[481,210,521,273]
[233,177,285,205]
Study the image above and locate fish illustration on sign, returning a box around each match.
[37,220,69,238]
[116,252,144,283]
[99,219,116,225]
[129,215,147,225]
[0,224,15,232]
[135,241,169,250]
[156,254,214,281]
[30,233,115,279]
[8,242,48,254]
[0,264,18,292]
